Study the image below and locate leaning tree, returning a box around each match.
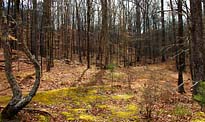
[0,0,41,119]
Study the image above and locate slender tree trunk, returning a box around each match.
[161,0,166,62]
[87,0,92,68]
[76,2,82,63]
[177,0,185,93]
[136,0,141,62]
[31,0,38,60]
[170,0,178,70]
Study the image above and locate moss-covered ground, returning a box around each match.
[0,86,139,122]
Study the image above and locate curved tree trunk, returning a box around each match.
[1,16,41,120]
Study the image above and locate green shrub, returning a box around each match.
[107,63,116,72]
[172,103,191,116]
[194,82,205,112]
[107,63,116,84]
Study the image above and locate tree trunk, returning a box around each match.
[190,0,204,95]
[100,0,109,68]
[136,0,141,62]
[1,15,41,120]
[31,0,38,60]
[76,2,82,64]
[177,0,185,93]
[87,0,92,68]
[170,0,178,70]
[161,0,166,62]
[42,0,52,72]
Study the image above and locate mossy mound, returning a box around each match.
[0,86,139,121]
[172,103,191,116]
[38,115,49,122]
[107,103,138,121]
[191,112,205,122]
[49,86,139,121]
[111,94,134,100]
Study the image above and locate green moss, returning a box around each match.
[61,112,75,121]
[38,115,49,122]
[114,111,133,118]
[195,112,205,117]
[191,112,205,122]
[87,89,98,94]
[32,87,108,105]
[79,114,96,121]
[112,72,126,79]
[33,88,72,105]
[126,104,138,112]
[191,119,205,122]
[62,111,96,121]
[172,104,191,116]
[0,96,11,105]
[107,103,138,120]
[68,108,87,114]
[0,86,139,122]
[96,105,108,109]
[111,94,133,100]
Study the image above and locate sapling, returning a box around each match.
[107,63,116,86]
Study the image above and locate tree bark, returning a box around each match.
[161,0,166,62]
[135,0,141,62]
[190,0,204,95]
[31,0,38,60]
[177,0,185,93]
[100,0,109,68]
[87,0,92,68]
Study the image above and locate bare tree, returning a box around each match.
[177,0,185,93]
[161,0,166,62]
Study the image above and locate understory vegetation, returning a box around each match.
[0,60,204,122]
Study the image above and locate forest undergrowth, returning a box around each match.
[0,52,204,122]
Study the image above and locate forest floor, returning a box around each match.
[0,51,204,122]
